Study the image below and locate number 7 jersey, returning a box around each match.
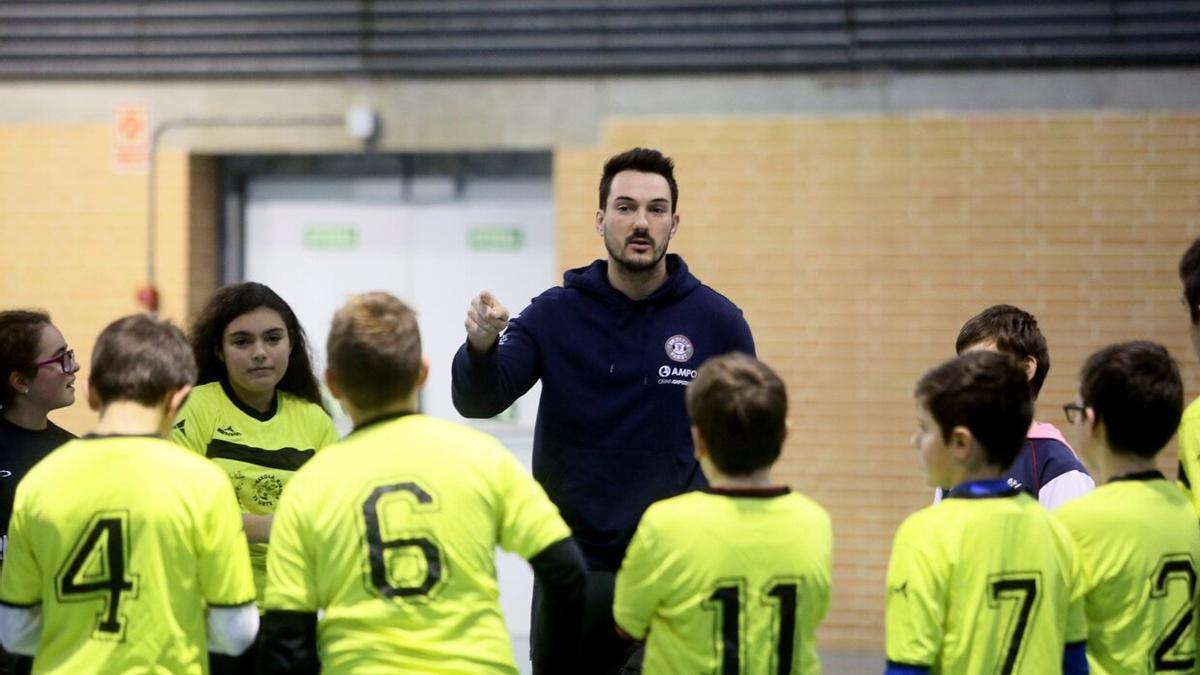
[0,436,255,674]
[885,488,1086,674]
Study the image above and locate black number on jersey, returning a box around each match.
[1150,554,1197,671]
[361,481,444,599]
[705,578,804,675]
[987,573,1040,675]
[55,512,138,640]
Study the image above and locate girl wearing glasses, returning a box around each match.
[0,311,78,675]
[0,310,78,539]
[169,282,335,671]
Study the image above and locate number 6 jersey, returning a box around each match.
[0,435,255,674]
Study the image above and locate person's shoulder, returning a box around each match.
[1184,396,1200,423]
[276,390,332,419]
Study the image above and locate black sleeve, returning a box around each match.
[258,610,319,675]
[528,537,587,675]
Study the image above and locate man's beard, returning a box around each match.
[605,233,668,274]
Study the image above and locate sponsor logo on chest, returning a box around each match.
[658,334,698,386]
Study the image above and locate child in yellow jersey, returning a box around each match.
[0,314,256,674]
[1056,341,1200,674]
[614,353,832,675]
[170,283,337,631]
[885,351,1087,675]
[260,292,585,675]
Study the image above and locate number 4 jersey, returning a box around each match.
[0,435,255,674]
[1054,472,1200,675]
[613,487,833,675]
[885,485,1086,674]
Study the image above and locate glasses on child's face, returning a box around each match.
[1063,402,1087,424]
[35,349,77,374]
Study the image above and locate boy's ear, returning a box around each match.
[690,425,708,461]
[165,385,192,421]
[86,384,102,412]
[1022,355,1038,383]
[416,354,430,390]
[324,367,342,401]
[948,425,974,459]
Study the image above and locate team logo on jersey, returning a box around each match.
[216,425,242,438]
[172,419,186,436]
[664,335,694,363]
[1007,477,1023,491]
[252,474,284,507]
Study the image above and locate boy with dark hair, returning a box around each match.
[1175,237,1200,509]
[0,314,256,673]
[952,304,1093,508]
[1056,341,1200,673]
[886,351,1087,675]
[261,292,585,675]
[614,353,831,674]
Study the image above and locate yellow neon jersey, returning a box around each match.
[885,483,1086,674]
[1177,397,1200,513]
[170,381,337,595]
[614,487,832,675]
[262,412,570,674]
[0,436,254,674]
[1055,473,1200,674]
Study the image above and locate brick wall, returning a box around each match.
[556,114,1200,649]
[0,124,215,433]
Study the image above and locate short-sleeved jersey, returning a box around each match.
[1177,397,1200,513]
[614,487,832,675]
[0,436,254,675]
[263,412,570,674]
[886,483,1086,674]
[1055,473,1200,674]
[170,380,337,594]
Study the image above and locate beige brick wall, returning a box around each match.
[3,113,1198,651]
[556,114,1200,649]
[0,124,215,434]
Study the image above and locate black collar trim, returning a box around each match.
[220,378,279,422]
[704,486,790,498]
[352,410,417,435]
[1109,469,1167,483]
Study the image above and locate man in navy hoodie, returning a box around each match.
[452,147,755,674]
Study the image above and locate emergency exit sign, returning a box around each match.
[468,227,523,252]
[304,226,358,251]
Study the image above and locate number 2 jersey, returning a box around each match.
[613,487,832,675]
[262,412,571,674]
[885,483,1086,674]
[0,435,255,674]
[1054,472,1200,675]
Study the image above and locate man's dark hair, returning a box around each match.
[916,351,1033,470]
[327,292,422,412]
[90,314,196,406]
[955,304,1050,398]
[1080,341,1183,459]
[598,147,678,213]
[0,309,51,409]
[1179,238,1200,323]
[190,281,324,410]
[685,353,787,476]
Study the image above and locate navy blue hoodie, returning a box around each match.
[451,254,755,570]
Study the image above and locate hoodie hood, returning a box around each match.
[563,254,700,306]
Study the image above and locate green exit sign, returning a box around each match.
[304,226,358,251]
[468,227,523,252]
